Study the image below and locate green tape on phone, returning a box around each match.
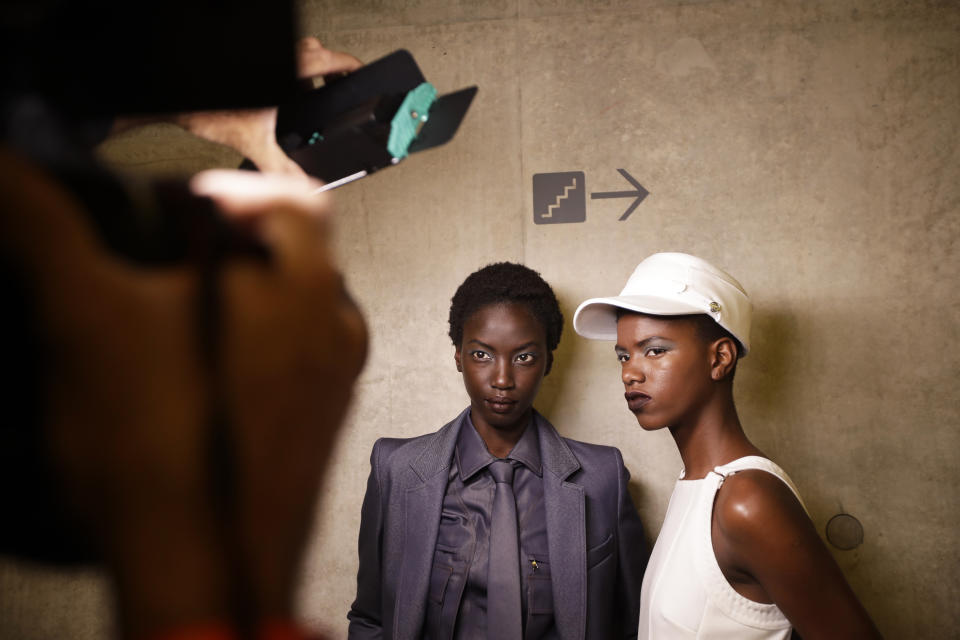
[387,83,438,160]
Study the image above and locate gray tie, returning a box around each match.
[487,459,522,640]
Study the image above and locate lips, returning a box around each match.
[624,391,651,412]
[485,396,517,414]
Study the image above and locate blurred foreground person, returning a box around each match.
[1,2,368,637]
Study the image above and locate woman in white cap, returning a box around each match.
[573,253,880,639]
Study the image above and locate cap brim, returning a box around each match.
[573,295,706,340]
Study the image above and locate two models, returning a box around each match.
[348,253,879,639]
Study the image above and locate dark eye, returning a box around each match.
[515,352,536,364]
[645,347,667,357]
[471,350,492,361]
[617,353,629,363]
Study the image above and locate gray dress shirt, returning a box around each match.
[422,413,558,640]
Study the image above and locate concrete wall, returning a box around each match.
[2,1,958,638]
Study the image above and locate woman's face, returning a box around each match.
[455,302,549,436]
[615,312,714,431]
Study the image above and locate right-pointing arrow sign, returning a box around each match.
[590,169,650,221]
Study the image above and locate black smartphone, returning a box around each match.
[274,50,478,188]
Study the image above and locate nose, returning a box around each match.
[622,356,645,386]
[491,358,514,389]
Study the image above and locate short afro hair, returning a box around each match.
[448,262,564,372]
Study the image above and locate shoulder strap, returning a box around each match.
[712,455,808,513]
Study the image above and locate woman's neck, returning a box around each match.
[472,409,532,459]
[670,396,762,479]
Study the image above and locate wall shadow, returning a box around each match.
[628,478,658,552]
[735,306,803,427]
[533,293,586,421]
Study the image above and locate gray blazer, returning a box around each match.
[347,408,647,640]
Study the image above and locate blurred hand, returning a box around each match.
[138,39,363,176]
[296,36,363,81]
[192,169,367,618]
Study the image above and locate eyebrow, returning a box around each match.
[614,336,668,352]
[467,339,540,352]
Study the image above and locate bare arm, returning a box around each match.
[111,38,363,175]
[712,470,881,639]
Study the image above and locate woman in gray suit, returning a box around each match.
[348,262,647,640]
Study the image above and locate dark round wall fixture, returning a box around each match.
[826,513,864,550]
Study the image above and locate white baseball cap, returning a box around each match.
[573,252,752,356]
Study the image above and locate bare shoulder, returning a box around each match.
[711,468,882,637]
[713,468,811,547]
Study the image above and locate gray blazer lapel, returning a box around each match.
[392,411,466,640]
[537,412,586,640]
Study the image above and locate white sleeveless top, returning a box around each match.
[637,456,807,639]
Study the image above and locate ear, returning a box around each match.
[454,348,463,373]
[710,337,738,381]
